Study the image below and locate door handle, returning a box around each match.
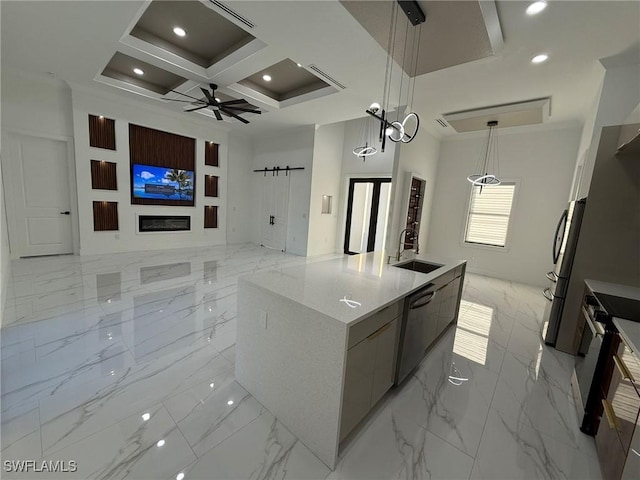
[269,215,275,225]
[60,211,70,215]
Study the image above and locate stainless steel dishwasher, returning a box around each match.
[395,283,438,384]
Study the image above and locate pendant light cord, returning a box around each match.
[382,2,398,114]
[397,14,409,121]
[409,23,422,112]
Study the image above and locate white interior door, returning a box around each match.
[260,174,290,251]
[5,133,73,257]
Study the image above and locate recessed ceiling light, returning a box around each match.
[215,97,221,102]
[173,26,187,37]
[176,474,185,480]
[531,54,549,64]
[227,400,234,405]
[262,74,272,82]
[141,413,151,421]
[526,1,547,15]
[296,63,302,67]
[133,68,144,75]
[157,439,165,447]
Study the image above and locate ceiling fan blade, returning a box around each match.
[161,98,201,103]
[219,99,248,106]
[168,89,205,102]
[214,110,223,121]
[201,87,214,103]
[223,106,261,114]
[184,105,209,112]
[220,108,250,124]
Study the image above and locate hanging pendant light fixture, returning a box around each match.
[364,0,425,152]
[467,120,501,187]
[352,111,379,160]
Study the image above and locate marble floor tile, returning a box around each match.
[1,247,600,480]
[471,409,601,480]
[178,411,330,480]
[330,408,474,480]
[4,404,196,480]
[164,374,264,456]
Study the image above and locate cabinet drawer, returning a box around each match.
[606,351,640,454]
[616,337,640,394]
[596,401,627,480]
[348,300,402,349]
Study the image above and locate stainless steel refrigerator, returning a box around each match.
[542,198,587,346]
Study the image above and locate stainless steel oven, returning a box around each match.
[574,294,610,434]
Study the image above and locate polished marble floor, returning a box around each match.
[1,245,601,479]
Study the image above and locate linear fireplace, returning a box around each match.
[138,215,191,232]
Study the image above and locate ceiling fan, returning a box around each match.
[162,83,260,124]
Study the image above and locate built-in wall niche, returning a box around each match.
[403,174,426,250]
[88,114,116,150]
[204,206,218,228]
[204,175,219,197]
[205,141,219,167]
[93,201,119,231]
[91,160,118,190]
[129,124,196,207]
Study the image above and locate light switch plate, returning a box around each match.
[259,310,268,329]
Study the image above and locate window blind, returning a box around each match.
[464,183,516,247]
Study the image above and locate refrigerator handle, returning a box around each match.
[552,209,568,264]
[542,288,554,302]
[546,271,558,283]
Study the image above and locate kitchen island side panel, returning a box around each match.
[235,279,349,469]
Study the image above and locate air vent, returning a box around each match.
[308,65,346,90]
[209,0,255,29]
[435,118,448,128]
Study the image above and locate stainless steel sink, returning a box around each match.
[394,260,443,274]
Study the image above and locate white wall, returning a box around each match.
[1,68,78,258]
[227,133,254,244]
[427,125,581,286]
[0,153,10,325]
[307,122,345,256]
[250,126,315,256]
[388,125,441,258]
[71,86,229,255]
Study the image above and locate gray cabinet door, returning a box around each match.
[371,318,399,406]
[340,335,376,441]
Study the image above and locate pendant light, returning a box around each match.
[467,120,501,187]
[365,0,425,152]
[352,113,379,160]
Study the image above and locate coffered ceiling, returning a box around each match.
[2,1,639,137]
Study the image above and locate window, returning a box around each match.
[464,182,516,247]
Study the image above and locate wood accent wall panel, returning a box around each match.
[129,124,195,169]
[204,175,219,197]
[91,160,118,190]
[205,142,219,167]
[89,115,116,150]
[129,124,196,206]
[204,206,218,229]
[93,201,119,231]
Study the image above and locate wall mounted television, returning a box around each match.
[131,164,195,206]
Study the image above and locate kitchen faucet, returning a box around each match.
[396,228,419,261]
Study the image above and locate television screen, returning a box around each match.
[132,164,194,202]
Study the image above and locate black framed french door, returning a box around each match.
[344,178,392,255]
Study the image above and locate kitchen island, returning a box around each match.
[235,251,466,469]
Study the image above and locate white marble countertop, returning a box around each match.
[239,251,466,326]
[584,279,640,301]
